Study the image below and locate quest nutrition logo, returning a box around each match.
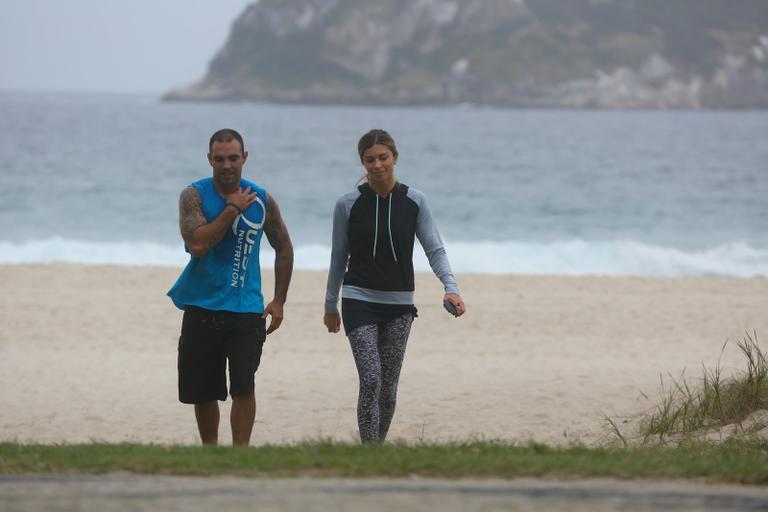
[230,195,265,288]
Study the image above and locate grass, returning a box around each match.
[1,439,768,484]
[610,332,768,445]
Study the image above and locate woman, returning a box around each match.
[324,129,465,443]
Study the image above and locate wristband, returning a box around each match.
[226,202,243,214]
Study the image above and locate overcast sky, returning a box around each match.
[0,0,255,94]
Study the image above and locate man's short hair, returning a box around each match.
[209,128,245,153]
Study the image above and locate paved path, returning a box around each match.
[2,475,767,511]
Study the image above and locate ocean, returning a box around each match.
[1,90,766,276]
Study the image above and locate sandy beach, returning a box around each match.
[1,264,766,446]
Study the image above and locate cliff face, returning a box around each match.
[164,0,768,108]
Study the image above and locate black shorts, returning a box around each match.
[341,298,418,334]
[177,305,266,404]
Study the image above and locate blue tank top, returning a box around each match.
[167,177,267,313]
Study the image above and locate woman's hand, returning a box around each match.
[324,312,341,333]
[443,293,466,317]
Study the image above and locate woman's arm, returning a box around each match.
[324,195,352,331]
[413,190,465,317]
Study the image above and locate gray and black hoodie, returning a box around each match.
[324,182,460,318]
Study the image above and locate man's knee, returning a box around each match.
[231,392,255,403]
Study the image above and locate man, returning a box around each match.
[168,128,293,446]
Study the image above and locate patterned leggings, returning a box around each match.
[347,314,414,443]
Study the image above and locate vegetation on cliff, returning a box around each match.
[164,0,768,108]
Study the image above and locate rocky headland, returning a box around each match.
[164,0,768,108]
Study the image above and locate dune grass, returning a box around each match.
[609,332,768,445]
[1,438,768,484]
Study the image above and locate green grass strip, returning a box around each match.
[2,439,767,484]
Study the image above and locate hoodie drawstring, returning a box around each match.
[373,196,379,259]
[372,192,398,262]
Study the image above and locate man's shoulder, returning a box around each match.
[241,178,266,194]
[190,177,212,188]
[181,177,211,198]
[180,185,201,202]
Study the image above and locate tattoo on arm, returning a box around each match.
[264,194,291,252]
[179,187,206,242]
[264,193,294,303]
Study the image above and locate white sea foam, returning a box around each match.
[1,237,767,277]
[434,239,768,277]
